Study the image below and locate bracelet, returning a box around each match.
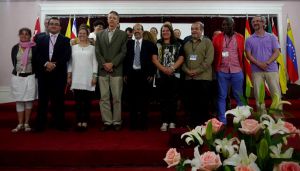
[170,66,176,72]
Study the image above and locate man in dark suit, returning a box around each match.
[34,17,71,131]
[95,11,127,131]
[124,23,158,130]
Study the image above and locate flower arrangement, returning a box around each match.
[163,105,300,171]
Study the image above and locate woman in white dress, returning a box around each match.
[68,26,98,131]
[11,28,37,132]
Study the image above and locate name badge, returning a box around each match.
[174,73,180,78]
[222,51,229,58]
[189,54,197,61]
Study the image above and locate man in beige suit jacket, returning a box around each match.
[95,11,127,131]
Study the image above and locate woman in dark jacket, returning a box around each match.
[11,27,37,133]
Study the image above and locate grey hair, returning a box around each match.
[252,15,267,28]
[194,21,204,31]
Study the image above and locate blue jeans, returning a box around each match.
[217,71,244,124]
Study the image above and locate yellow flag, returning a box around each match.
[86,17,90,28]
[277,53,288,94]
[270,17,287,94]
[244,18,253,98]
[65,17,71,38]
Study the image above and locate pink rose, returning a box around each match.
[199,151,222,171]
[276,161,300,171]
[239,119,261,135]
[164,148,181,168]
[205,118,223,133]
[284,122,299,138]
[284,122,297,133]
[235,165,256,171]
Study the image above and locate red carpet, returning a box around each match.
[0,99,299,170]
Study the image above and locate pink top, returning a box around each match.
[219,34,242,73]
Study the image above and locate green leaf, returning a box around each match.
[245,84,251,98]
[258,82,265,105]
[264,129,272,145]
[258,138,269,160]
[206,121,213,141]
[239,93,248,106]
[270,93,280,110]
[224,165,232,171]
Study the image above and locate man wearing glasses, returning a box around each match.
[34,17,71,131]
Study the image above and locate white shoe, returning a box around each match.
[169,123,176,129]
[160,123,168,131]
[11,124,24,133]
[24,124,31,132]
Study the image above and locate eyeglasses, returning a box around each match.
[49,23,60,26]
[252,20,263,23]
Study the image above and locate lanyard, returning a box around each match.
[224,36,233,48]
[191,39,201,53]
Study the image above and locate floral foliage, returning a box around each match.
[164,105,300,171]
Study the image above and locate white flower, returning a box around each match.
[225,105,252,124]
[260,114,288,136]
[269,143,294,159]
[184,146,201,171]
[184,146,222,171]
[214,137,240,158]
[181,125,206,145]
[223,140,260,171]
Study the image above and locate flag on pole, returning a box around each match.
[271,18,278,37]
[286,17,299,83]
[86,17,90,28]
[268,17,288,94]
[71,16,77,39]
[32,17,41,41]
[244,17,253,98]
[65,17,72,38]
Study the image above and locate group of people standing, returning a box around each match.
[10,11,282,133]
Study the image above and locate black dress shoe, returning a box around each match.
[34,127,46,133]
[81,126,88,132]
[56,125,69,131]
[34,124,46,132]
[130,123,138,130]
[75,125,82,132]
[100,124,112,131]
[140,124,148,131]
[114,124,122,131]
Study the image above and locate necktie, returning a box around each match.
[133,40,141,69]
[49,35,56,60]
[51,34,56,44]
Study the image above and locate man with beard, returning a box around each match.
[213,17,245,124]
[124,23,157,130]
[182,21,214,128]
[245,15,281,114]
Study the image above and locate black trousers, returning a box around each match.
[183,79,211,128]
[73,89,92,123]
[127,70,151,129]
[157,76,179,123]
[36,75,66,129]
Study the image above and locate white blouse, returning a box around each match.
[68,44,98,91]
